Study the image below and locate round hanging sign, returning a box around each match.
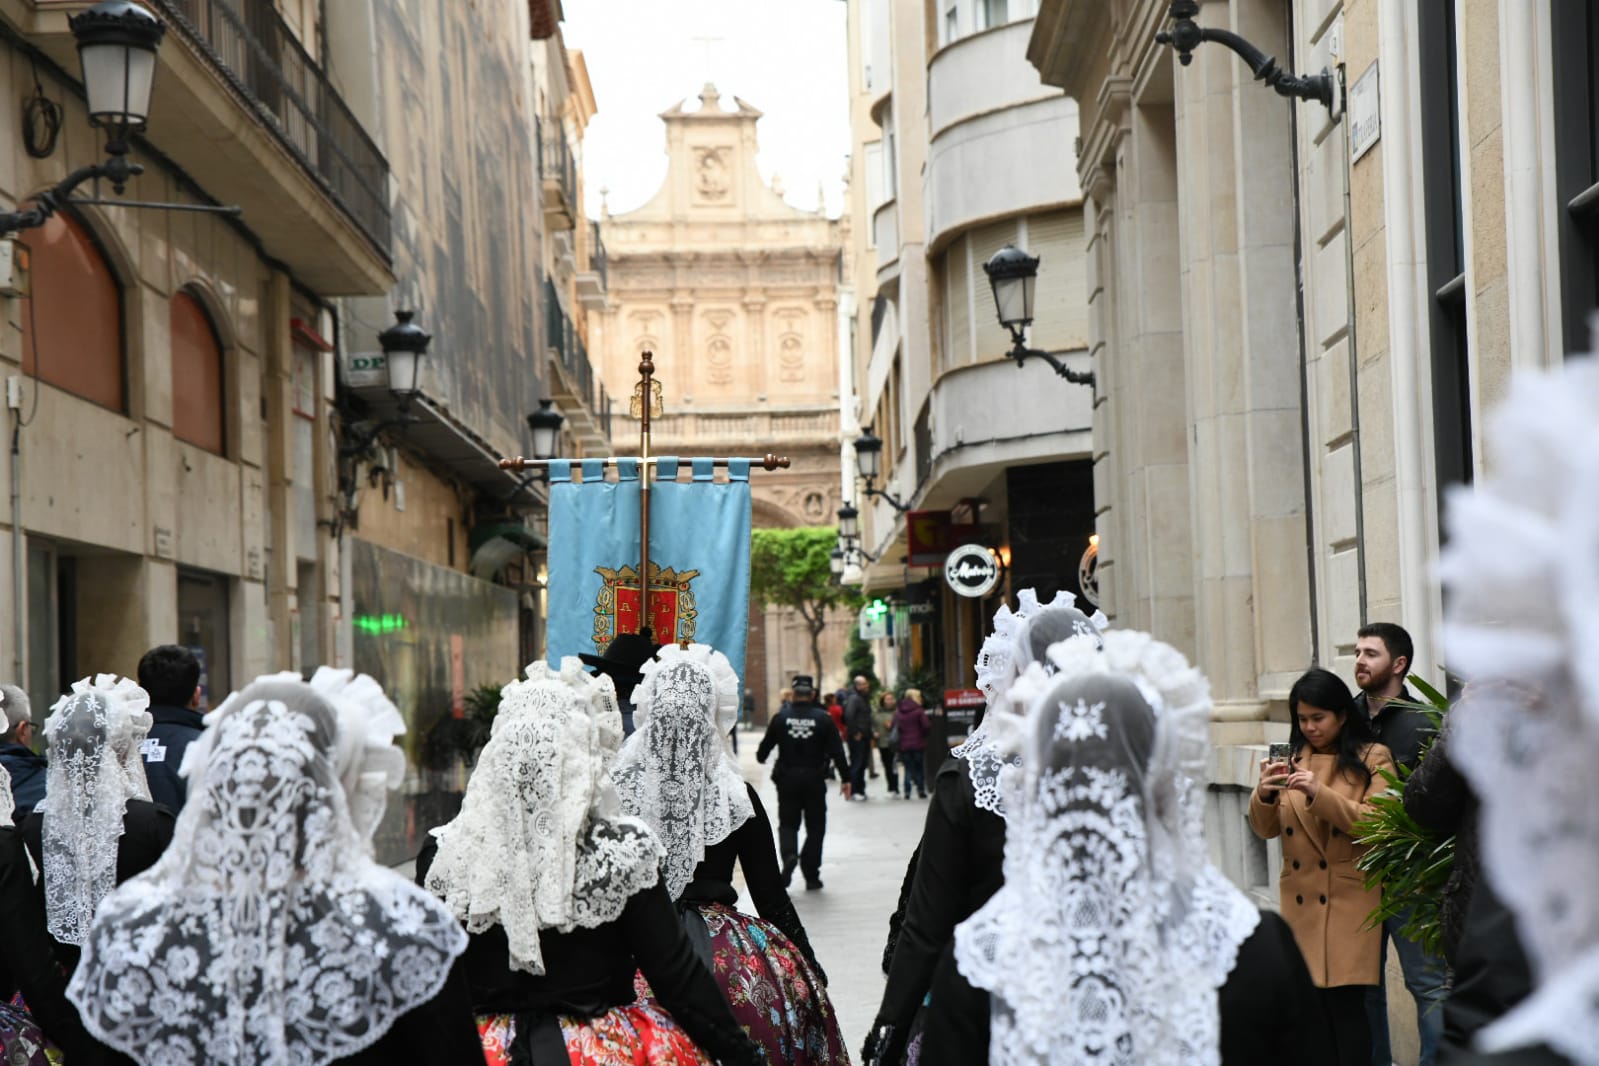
[944,543,1001,598]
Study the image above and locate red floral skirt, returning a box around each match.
[477,1002,714,1066]
[636,903,849,1066]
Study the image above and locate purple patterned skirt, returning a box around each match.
[0,994,60,1066]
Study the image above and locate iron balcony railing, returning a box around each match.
[154,0,392,255]
[538,115,577,215]
[544,279,599,414]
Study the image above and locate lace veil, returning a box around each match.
[65,677,467,1066]
[40,674,153,946]
[424,658,662,975]
[0,761,13,827]
[954,631,1259,1065]
[956,589,1108,817]
[1437,356,1599,1064]
[612,644,754,900]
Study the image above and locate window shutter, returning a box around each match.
[1028,210,1087,352]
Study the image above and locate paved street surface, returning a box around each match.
[733,729,932,1050]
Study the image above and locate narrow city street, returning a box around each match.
[735,728,931,1047]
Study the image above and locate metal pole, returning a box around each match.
[637,353,653,639]
[497,454,793,472]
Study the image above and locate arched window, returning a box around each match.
[19,211,125,412]
[170,290,226,455]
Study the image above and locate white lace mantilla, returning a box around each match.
[66,693,467,1066]
[1438,356,1599,1065]
[612,644,754,900]
[954,631,1259,1065]
[425,659,662,975]
[957,589,1108,817]
[0,761,13,827]
[41,675,153,946]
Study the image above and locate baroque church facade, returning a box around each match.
[593,85,852,717]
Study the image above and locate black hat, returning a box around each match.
[579,631,661,689]
[790,674,817,694]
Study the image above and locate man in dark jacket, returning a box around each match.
[756,674,851,890]
[844,675,875,801]
[136,646,205,813]
[579,631,661,736]
[1355,622,1447,1066]
[0,683,46,820]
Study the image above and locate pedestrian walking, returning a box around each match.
[614,644,849,1065]
[421,661,762,1065]
[892,690,931,798]
[950,631,1333,1066]
[826,690,847,741]
[867,588,1108,1065]
[1249,668,1395,1065]
[875,690,900,794]
[66,674,481,1066]
[845,674,875,800]
[1352,621,1447,1066]
[0,684,46,821]
[134,645,206,814]
[755,674,851,890]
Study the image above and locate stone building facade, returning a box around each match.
[593,86,851,712]
[1030,0,1595,1058]
[843,0,1094,701]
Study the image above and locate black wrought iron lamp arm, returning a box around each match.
[1005,327,1096,387]
[1156,0,1337,113]
[0,156,143,235]
[861,481,911,513]
[336,415,414,460]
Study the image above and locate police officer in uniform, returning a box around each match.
[756,674,851,890]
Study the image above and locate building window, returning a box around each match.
[171,290,227,455]
[943,4,958,45]
[977,0,1008,31]
[18,211,125,413]
[1552,1,1599,357]
[1419,3,1471,500]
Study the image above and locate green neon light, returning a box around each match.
[354,613,409,635]
[864,598,888,620]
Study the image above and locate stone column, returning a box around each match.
[670,295,694,399]
[264,270,295,668]
[742,294,766,399]
[1172,0,1309,724]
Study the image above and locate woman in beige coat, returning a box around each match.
[1250,667,1396,1066]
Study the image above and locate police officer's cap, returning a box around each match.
[790,674,816,694]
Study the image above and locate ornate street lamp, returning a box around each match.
[851,428,909,512]
[377,310,432,411]
[526,398,565,460]
[829,547,846,579]
[982,245,1094,387]
[837,503,859,541]
[0,1,166,233]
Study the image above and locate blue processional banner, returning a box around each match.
[545,457,752,685]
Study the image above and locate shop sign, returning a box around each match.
[906,510,953,566]
[342,350,388,388]
[944,688,985,709]
[944,543,1000,598]
[859,598,891,640]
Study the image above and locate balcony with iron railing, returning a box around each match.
[538,115,577,230]
[575,219,608,311]
[543,279,608,450]
[22,0,393,293]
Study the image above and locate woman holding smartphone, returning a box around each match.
[1249,668,1396,1065]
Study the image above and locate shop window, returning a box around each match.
[171,290,227,455]
[18,211,125,413]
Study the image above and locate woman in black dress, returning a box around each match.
[420,658,764,1066]
[65,675,482,1066]
[867,589,1105,1065]
[612,643,847,1064]
[19,676,175,974]
[951,631,1332,1065]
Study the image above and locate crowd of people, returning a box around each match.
[2,359,1595,1065]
